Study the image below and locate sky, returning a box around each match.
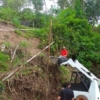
[22,0,58,12]
[44,0,57,10]
[0,0,3,6]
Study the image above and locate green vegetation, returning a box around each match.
[15,30,22,35]
[20,41,27,48]
[59,66,71,83]
[0,52,10,71]
[0,81,5,93]
[52,8,100,71]
[0,0,100,99]
[0,0,99,75]
[2,42,11,48]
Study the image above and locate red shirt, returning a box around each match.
[60,49,68,57]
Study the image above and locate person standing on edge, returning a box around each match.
[60,46,68,58]
[57,46,68,65]
[57,82,74,100]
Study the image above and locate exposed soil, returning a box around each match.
[2,57,61,100]
[0,21,40,55]
[0,22,62,100]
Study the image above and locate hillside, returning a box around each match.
[0,21,40,55]
[0,21,67,100]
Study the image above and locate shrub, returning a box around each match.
[15,30,22,35]
[2,42,11,48]
[52,8,100,70]
[12,17,21,28]
[0,52,10,71]
[0,8,17,21]
[20,41,27,48]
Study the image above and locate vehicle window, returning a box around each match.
[70,71,91,91]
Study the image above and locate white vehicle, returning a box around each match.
[61,58,100,100]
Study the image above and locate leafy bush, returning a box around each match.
[0,8,21,27]
[33,28,48,40]
[19,8,34,22]
[0,8,17,21]
[0,52,10,71]
[20,41,27,48]
[59,66,71,83]
[52,8,100,70]
[15,29,22,35]
[33,28,48,49]
[12,17,21,28]
[2,42,11,48]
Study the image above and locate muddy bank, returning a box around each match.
[1,56,62,100]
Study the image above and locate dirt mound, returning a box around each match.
[2,56,61,100]
[0,21,40,55]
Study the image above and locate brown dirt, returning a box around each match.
[0,21,99,100]
[2,56,61,100]
[0,22,62,100]
[0,22,40,55]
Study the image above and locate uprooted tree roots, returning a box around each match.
[1,56,62,100]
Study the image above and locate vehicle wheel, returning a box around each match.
[75,95,88,100]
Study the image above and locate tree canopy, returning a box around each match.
[3,0,28,10]
[31,0,44,12]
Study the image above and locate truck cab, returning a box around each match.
[61,58,100,100]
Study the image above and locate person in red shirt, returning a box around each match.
[60,46,68,57]
[57,46,68,65]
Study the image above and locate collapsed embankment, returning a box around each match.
[1,56,65,100]
[0,21,64,100]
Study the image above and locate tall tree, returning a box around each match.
[20,8,34,21]
[3,0,28,10]
[31,0,44,12]
[74,0,85,18]
[52,8,100,70]
[57,0,100,25]
[84,0,100,25]
[57,0,70,9]
[57,0,84,9]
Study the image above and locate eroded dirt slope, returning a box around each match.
[0,22,62,100]
[0,21,40,55]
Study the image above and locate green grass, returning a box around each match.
[20,25,48,39]
[59,66,71,83]
[59,66,69,75]
[15,30,22,35]
[2,42,11,48]
[20,41,27,48]
[0,52,10,72]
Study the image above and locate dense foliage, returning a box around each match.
[0,0,100,74]
[0,52,10,71]
[52,8,100,70]
[0,1,100,100]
